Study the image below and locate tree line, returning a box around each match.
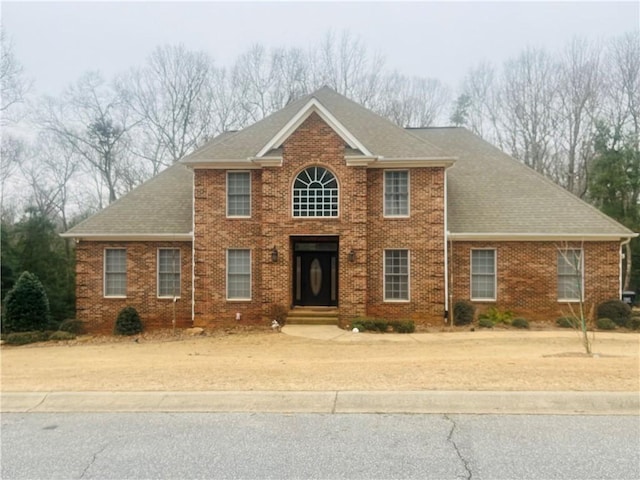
[1,29,638,324]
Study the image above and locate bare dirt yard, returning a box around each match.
[1,328,638,392]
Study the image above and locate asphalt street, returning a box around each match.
[2,412,638,480]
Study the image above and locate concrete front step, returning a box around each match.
[286,316,338,325]
[286,308,339,325]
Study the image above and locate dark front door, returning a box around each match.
[293,241,338,307]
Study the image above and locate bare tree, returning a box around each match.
[499,47,560,176]
[556,38,602,196]
[117,44,215,173]
[0,28,31,122]
[378,73,450,127]
[309,30,385,108]
[37,71,136,204]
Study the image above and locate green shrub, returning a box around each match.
[5,331,51,345]
[453,300,474,326]
[2,271,51,333]
[627,317,640,330]
[511,318,530,329]
[391,320,415,333]
[49,331,76,341]
[478,318,494,328]
[596,300,631,327]
[478,307,513,326]
[58,319,86,335]
[114,306,143,336]
[556,317,575,328]
[596,317,616,330]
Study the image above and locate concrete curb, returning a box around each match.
[2,391,638,415]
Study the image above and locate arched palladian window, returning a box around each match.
[293,166,339,217]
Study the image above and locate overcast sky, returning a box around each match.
[2,1,639,97]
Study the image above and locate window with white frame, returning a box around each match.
[104,249,126,297]
[384,249,409,301]
[471,249,496,300]
[227,249,251,300]
[227,172,251,217]
[293,166,338,217]
[557,249,583,301]
[384,170,409,216]
[158,249,181,298]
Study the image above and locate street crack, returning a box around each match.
[79,442,109,479]
[444,414,472,480]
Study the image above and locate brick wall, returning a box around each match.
[75,241,192,334]
[366,168,447,326]
[450,241,621,322]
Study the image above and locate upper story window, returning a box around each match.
[293,166,338,217]
[384,170,409,217]
[227,172,251,217]
[104,248,126,297]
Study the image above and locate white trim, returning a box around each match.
[448,233,636,241]
[191,173,196,325]
[470,248,497,302]
[620,238,632,299]
[367,158,457,168]
[383,249,410,302]
[291,165,340,219]
[249,157,283,167]
[61,233,193,241]
[226,248,252,301]
[344,156,378,167]
[383,170,410,218]
[256,98,374,158]
[185,161,262,169]
[157,248,181,299]
[104,248,127,298]
[226,171,252,218]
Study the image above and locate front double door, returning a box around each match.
[293,240,338,307]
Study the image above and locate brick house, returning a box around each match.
[62,87,636,333]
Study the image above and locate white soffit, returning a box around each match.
[256,98,374,158]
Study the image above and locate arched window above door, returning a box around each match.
[292,166,339,217]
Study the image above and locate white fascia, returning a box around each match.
[448,233,637,241]
[256,98,373,158]
[366,158,457,168]
[60,233,194,241]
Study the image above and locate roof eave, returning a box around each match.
[448,232,638,241]
[60,233,194,241]
[365,157,457,168]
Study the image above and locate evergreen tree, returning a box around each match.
[2,271,50,333]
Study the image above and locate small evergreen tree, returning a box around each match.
[2,271,50,333]
[114,306,143,336]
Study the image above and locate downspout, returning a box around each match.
[620,237,632,298]
[443,168,449,323]
[191,170,196,327]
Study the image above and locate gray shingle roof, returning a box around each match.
[182,86,451,164]
[63,88,635,239]
[62,163,193,238]
[411,127,635,237]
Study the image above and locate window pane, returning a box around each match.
[227,172,250,217]
[384,250,409,300]
[158,249,180,297]
[558,250,582,300]
[384,171,408,216]
[293,167,338,217]
[105,249,126,296]
[228,249,251,299]
[471,250,495,299]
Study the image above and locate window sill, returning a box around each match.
[104,295,127,299]
[226,216,251,219]
[383,215,410,219]
[227,298,252,302]
[383,299,410,303]
[158,296,181,300]
[558,299,582,303]
[471,298,496,302]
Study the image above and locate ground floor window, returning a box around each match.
[158,249,181,298]
[104,248,126,297]
[227,249,251,300]
[557,249,583,301]
[471,249,496,300]
[384,249,409,301]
